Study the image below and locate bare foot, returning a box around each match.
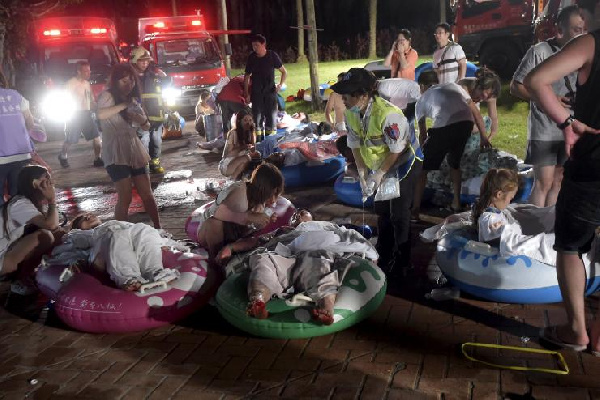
[247,299,269,319]
[216,246,232,265]
[123,281,142,292]
[312,294,335,325]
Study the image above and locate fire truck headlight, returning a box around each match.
[162,87,181,107]
[41,90,77,123]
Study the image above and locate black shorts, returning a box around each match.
[106,164,148,183]
[65,111,100,144]
[525,140,567,167]
[422,120,473,170]
[554,171,600,255]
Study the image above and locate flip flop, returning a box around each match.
[539,326,587,351]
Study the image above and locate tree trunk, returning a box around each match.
[440,0,446,23]
[217,0,231,74]
[368,0,377,59]
[296,0,306,62]
[304,0,320,112]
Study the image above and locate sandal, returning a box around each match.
[539,326,587,351]
[247,299,269,319]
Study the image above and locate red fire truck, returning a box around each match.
[534,0,577,41]
[137,14,228,115]
[22,17,121,135]
[452,0,539,78]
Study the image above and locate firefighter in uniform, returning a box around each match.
[331,68,423,278]
[131,46,168,174]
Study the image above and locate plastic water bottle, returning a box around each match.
[425,287,460,301]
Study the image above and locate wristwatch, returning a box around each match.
[557,116,574,129]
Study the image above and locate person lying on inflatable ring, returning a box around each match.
[216,210,378,325]
[52,213,180,291]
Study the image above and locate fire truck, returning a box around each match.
[451,0,540,78]
[534,0,577,41]
[137,14,228,115]
[19,17,121,137]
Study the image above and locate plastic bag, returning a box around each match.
[374,176,400,201]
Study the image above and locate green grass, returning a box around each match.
[234,58,528,159]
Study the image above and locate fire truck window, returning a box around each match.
[462,0,501,18]
[157,39,219,65]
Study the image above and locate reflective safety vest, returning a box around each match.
[345,96,422,173]
[140,68,165,123]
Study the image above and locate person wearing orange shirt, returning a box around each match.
[384,29,419,80]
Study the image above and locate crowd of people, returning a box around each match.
[1,2,600,344]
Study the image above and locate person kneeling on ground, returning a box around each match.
[219,109,261,180]
[216,210,378,325]
[0,165,62,295]
[55,213,180,291]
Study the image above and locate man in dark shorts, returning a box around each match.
[525,0,600,352]
[243,34,287,142]
[58,61,103,168]
[511,5,585,207]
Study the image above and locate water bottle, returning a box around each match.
[425,287,460,301]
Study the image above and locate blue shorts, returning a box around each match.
[106,164,148,183]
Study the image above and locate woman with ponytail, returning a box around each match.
[458,67,502,140]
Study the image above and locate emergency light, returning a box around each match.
[43,29,61,36]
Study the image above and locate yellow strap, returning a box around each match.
[461,342,569,375]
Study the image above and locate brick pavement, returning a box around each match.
[0,131,599,399]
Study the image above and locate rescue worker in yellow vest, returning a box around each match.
[331,68,423,278]
[131,46,168,174]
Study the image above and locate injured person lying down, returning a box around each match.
[217,210,378,325]
[50,213,182,291]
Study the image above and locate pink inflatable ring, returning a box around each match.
[185,196,296,243]
[36,249,221,333]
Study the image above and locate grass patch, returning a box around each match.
[234,58,529,159]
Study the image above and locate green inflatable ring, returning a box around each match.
[215,257,386,339]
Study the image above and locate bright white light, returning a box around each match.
[162,87,181,107]
[41,90,77,123]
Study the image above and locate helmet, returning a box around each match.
[131,46,153,63]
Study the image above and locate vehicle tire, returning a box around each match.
[479,40,521,79]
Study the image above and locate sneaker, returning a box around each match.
[93,157,104,167]
[58,154,69,168]
[149,158,165,174]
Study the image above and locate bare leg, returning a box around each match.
[450,168,462,210]
[247,281,271,319]
[225,154,251,178]
[554,252,589,346]
[546,166,563,207]
[313,293,336,325]
[3,230,55,275]
[531,165,556,208]
[197,218,225,259]
[132,173,161,228]
[92,137,102,160]
[113,177,133,222]
[60,142,71,158]
[411,170,429,218]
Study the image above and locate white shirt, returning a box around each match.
[377,78,421,110]
[432,43,466,84]
[416,83,473,128]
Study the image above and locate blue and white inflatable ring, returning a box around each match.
[436,231,600,304]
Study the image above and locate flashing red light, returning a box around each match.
[43,29,61,36]
[154,21,165,28]
[90,28,107,34]
[191,20,202,26]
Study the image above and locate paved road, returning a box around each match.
[0,128,598,399]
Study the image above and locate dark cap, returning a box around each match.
[331,68,377,95]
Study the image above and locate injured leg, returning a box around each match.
[312,293,336,325]
[247,282,271,319]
